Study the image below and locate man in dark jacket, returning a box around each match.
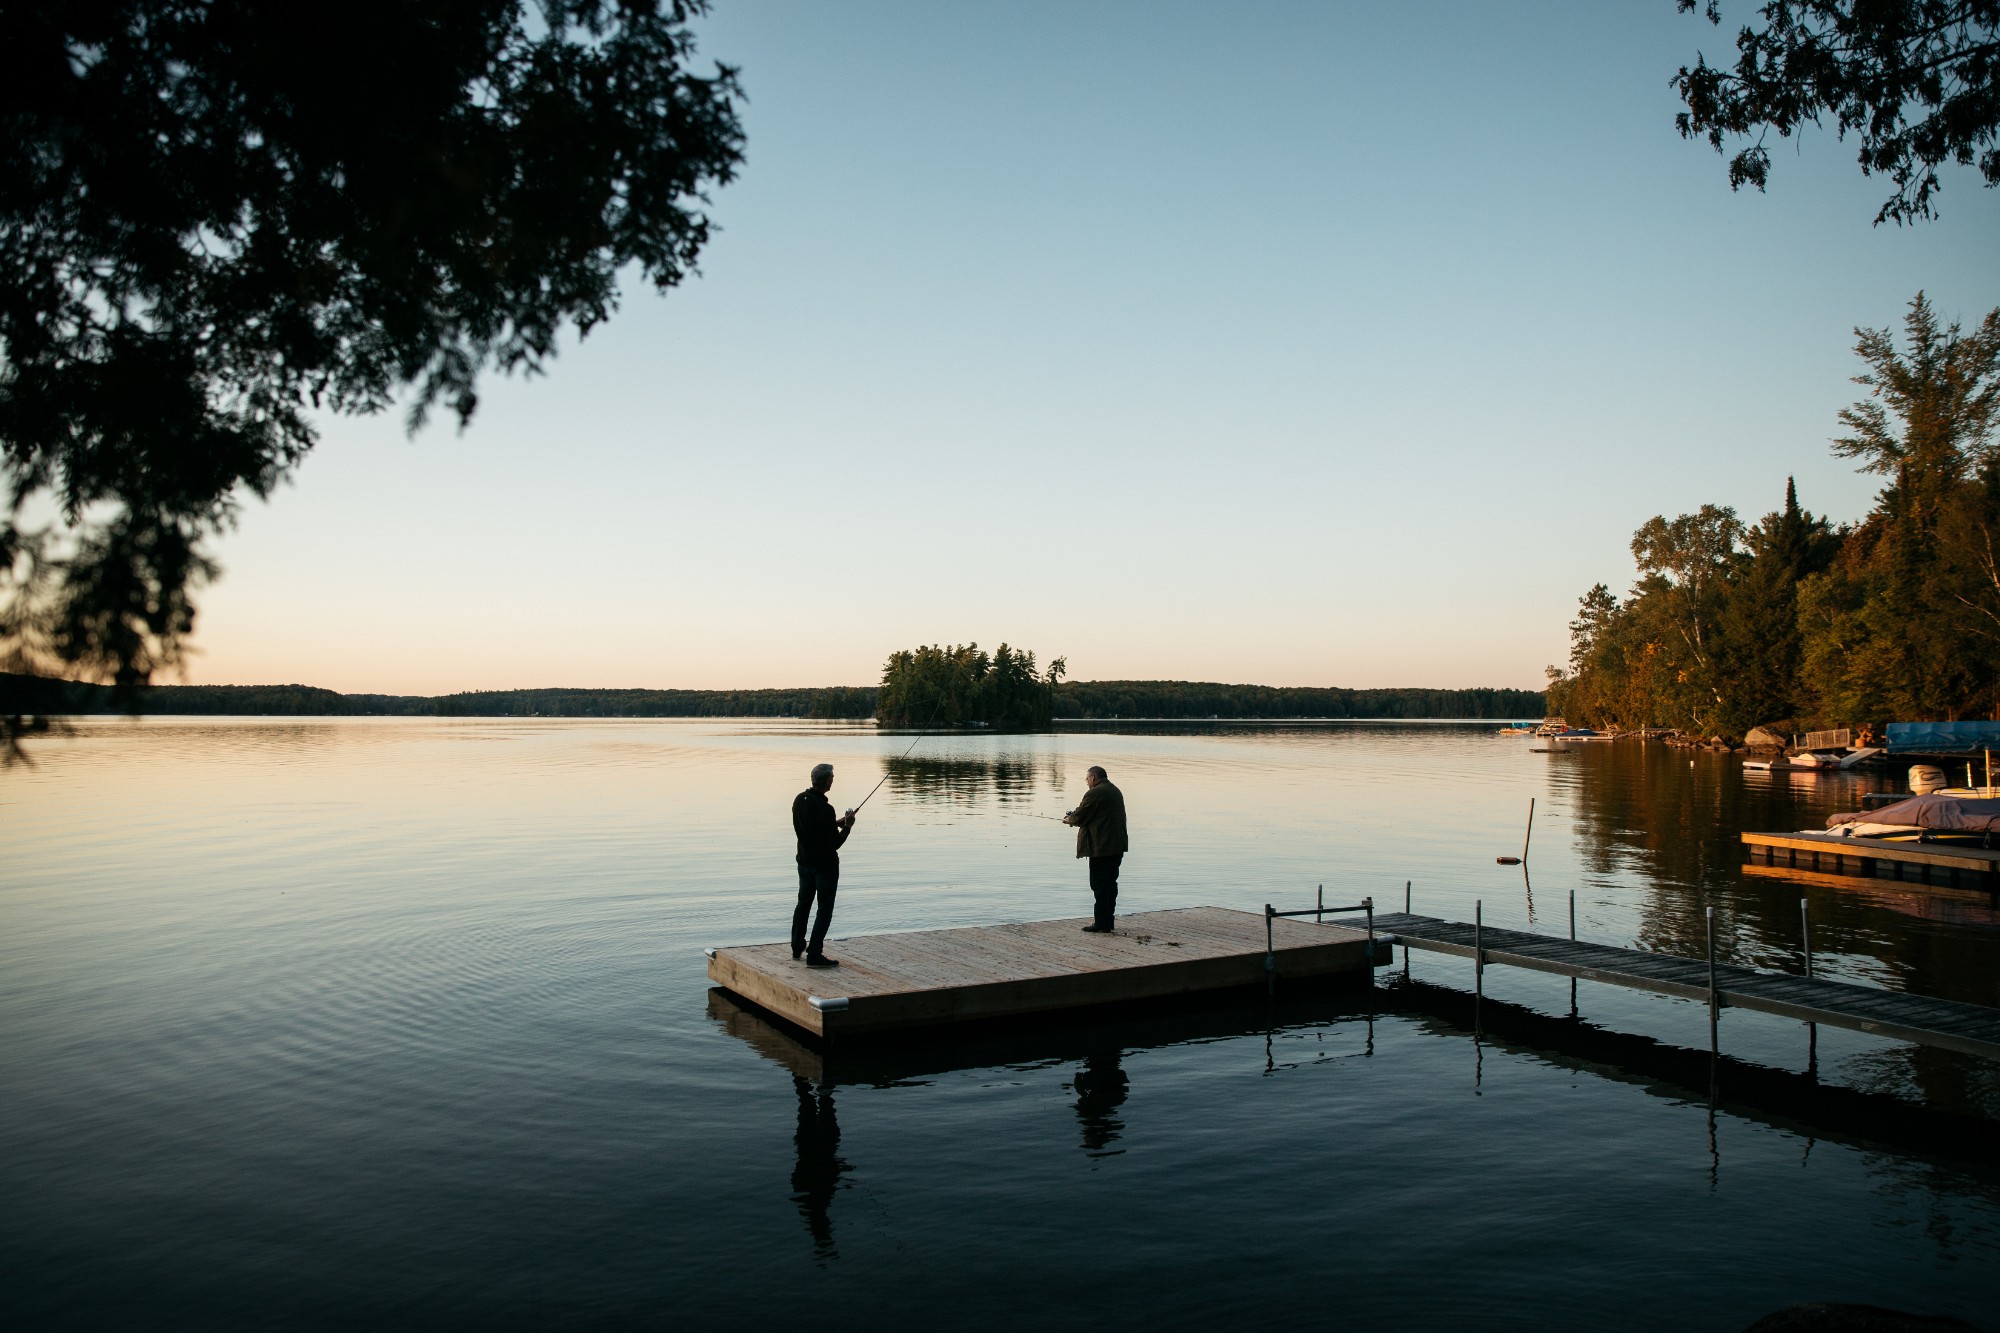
[1063,765,1128,933]
[792,763,856,966]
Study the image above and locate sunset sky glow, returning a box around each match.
[184,1,2000,695]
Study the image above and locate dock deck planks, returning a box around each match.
[1374,911,2000,1061]
[705,906,1374,1038]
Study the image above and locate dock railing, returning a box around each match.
[1264,890,1374,994]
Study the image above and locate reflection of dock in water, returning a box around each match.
[705,907,1377,1040]
[1740,861,2000,928]
[704,986,1379,1086]
[712,982,2000,1187]
[711,988,1385,1256]
[1388,977,2000,1166]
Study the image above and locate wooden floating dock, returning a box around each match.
[1374,911,2000,1062]
[1741,829,2000,892]
[705,906,1376,1039]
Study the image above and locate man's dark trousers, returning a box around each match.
[794,863,839,955]
[1087,854,1122,930]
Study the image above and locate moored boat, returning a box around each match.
[1786,745,1885,770]
[1816,793,2000,848]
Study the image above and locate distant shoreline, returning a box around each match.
[2,673,1545,722]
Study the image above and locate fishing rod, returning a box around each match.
[845,690,951,817]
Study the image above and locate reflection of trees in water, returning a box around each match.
[883,751,1065,809]
[1071,1048,1130,1156]
[790,1075,850,1260]
[1562,742,2000,1117]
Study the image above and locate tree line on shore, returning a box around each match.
[2,670,1542,725]
[1050,680,1542,721]
[872,642,1542,726]
[1547,294,2000,741]
[0,675,874,720]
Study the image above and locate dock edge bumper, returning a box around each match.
[808,995,850,1013]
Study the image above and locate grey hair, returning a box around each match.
[811,763,834,782]
[1087,765,1108,780]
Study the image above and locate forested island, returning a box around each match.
[876,643,1066,728]
[1547,294,2000,740]
[2,671,1539,724]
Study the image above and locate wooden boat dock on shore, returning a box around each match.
[1741,829,2000,892]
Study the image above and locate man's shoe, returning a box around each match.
[792,947,804,961]
[805,953,840,967]
[1081,924,1112,934]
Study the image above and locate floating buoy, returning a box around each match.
[1496,855,1521,865]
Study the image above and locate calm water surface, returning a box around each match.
[4,718,1998,1329]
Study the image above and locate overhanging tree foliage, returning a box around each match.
[1672,0,2000,223]
[0,1,744,706]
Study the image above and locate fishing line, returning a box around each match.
[846,689,951,816]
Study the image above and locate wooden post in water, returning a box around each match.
[1521,797,1535,863]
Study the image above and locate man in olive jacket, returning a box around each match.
[1063,765,1128,933]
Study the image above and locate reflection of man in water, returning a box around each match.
[792,763,856,966]
[1073,1049,1130,1156]
[791,1075,849,1257]
[1063,765,1128,932]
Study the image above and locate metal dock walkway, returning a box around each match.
[1372,910,2000,1061]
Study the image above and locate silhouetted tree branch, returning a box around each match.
[0,1,745,707]
[1672,1,1999,223]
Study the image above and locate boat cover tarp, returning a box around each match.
[1826,794,2000,832]
[1885,721,2000,753]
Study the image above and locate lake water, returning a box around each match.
[4,718,1998,1329]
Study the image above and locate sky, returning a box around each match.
[182,1,2000,695]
